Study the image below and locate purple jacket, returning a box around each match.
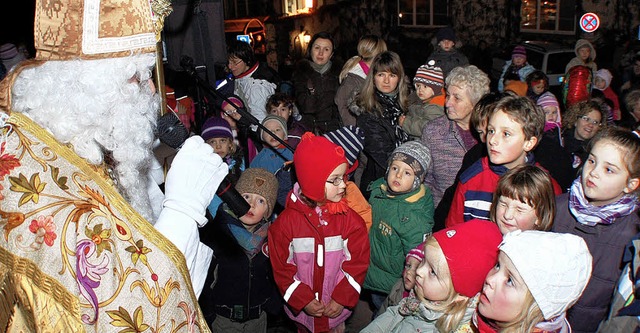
[421,115,477,206]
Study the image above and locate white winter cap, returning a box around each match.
[499,230,593,320]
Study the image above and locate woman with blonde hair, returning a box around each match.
[349,51,410,196]
[335,35,388,126]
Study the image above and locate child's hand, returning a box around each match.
[322,299,344,318]
[398,114,406,126]
[303,299,325,317]
[403,257,420,291]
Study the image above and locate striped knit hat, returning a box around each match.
[512,45,527,59]
[201,116,234,141]
[537,91,560,111]
[414,60,444,96]
[323,125,364,167]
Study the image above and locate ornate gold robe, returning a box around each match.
[0,112,210,332]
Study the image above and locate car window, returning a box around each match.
[547,52,575,75]
[526,50,544,70]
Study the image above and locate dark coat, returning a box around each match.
[552,193,640,333]
[198,209,282,325]
[534,127,588,192]
[291,59,342,133]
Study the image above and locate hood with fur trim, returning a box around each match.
[574,39,596,61]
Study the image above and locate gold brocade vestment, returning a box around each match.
[0,112,210,332]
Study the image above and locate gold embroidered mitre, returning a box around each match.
[35,0,171,60]
[0,0,172,111]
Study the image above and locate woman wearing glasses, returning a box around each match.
[226,40,280,128]
[535,99,606,191]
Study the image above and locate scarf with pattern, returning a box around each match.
[226,214,269,258]
[568,176,640,226]
[397,291,444,322]
[375,90,409,147]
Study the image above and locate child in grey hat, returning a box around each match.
[364,141,435,315]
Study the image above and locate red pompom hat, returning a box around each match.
[433,220,502,298]
[294,132,348,202]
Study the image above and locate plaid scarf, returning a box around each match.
[376,90,409,147]
[568,177,640,226]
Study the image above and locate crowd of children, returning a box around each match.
[181,30,640,333]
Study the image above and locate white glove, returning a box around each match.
[162,136,228,227]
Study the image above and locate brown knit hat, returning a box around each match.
[235,168,279,218]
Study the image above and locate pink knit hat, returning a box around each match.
[512,45,527,59]
[537,91,559,110]
[221,96,244,110]
[537,91,561,123]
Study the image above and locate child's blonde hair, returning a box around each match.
[339,35,387,82]
[422,238,477,333]
[490,165,557,230]
[490,291,544,333]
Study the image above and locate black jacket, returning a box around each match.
[291,59,342,132]
[198,208,282,325]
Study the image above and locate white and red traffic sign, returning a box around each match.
[580,13,600,33]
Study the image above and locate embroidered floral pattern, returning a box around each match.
[28,215,57,247]
[0,141,20,179]
[0,116,204,331]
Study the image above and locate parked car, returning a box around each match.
[492,41,575,90]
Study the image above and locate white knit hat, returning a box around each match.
[594,69,613,90]
[499,230,593,320]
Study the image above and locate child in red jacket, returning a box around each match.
[594,69,621,121]
[445,95,561,227]
[268,132,370,332]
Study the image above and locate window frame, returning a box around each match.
[520,0,576,35]
[397,0,448,27]
[282,0,321,16]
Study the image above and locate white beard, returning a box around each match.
[11,54,161,222]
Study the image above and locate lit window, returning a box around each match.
[398,0,448,27]
[521,0,576,33]
[283,0,322,16]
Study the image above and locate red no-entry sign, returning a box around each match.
[580,13,600,33]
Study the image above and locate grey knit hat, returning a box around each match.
[389,141,432,188]
[235,168,279,218]
[260,115,288,143]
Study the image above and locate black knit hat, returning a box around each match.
[436,27,456,43]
